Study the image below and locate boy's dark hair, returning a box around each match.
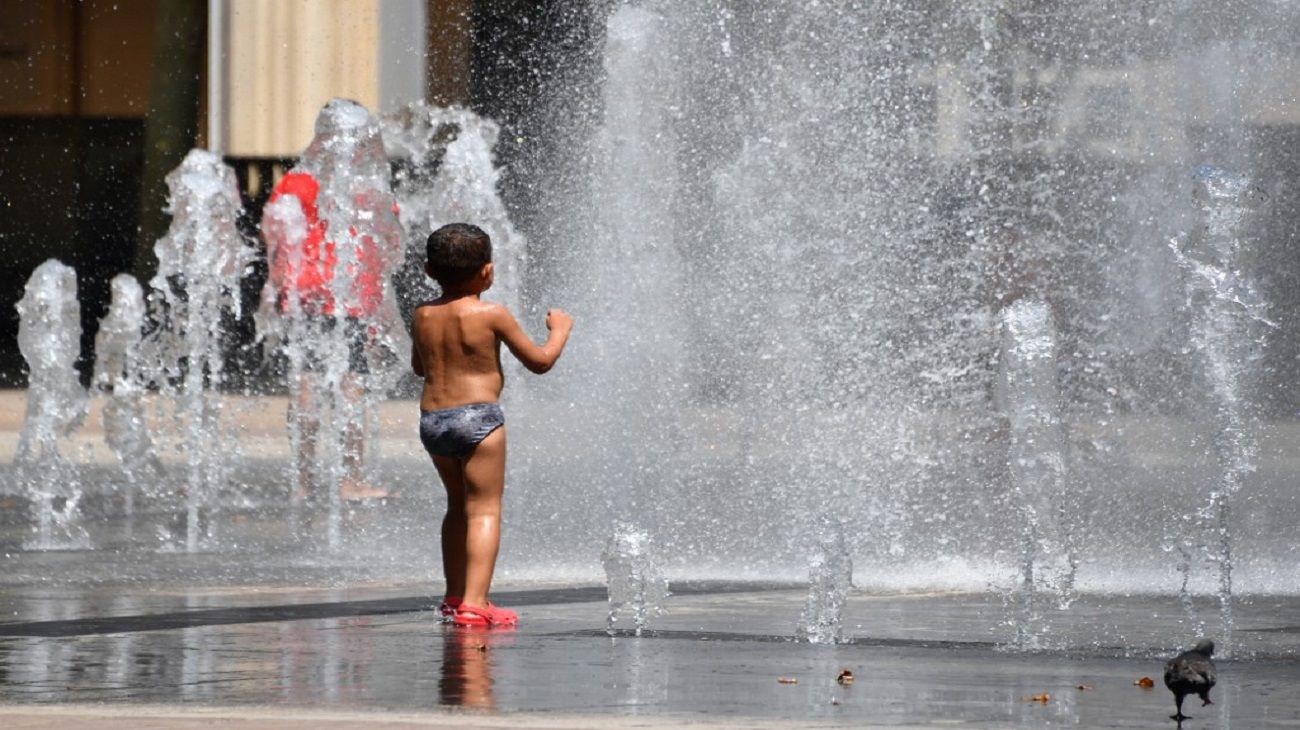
[426,223,492,286]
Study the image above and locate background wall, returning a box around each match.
[225,0,378,157]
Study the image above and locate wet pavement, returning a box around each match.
[5,387,1300,727]
[3,579,1300,728]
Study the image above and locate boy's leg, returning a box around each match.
[460,426,507,608]
[432,454,468,601]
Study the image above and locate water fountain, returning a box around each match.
[796,519,854,644]
[999,298,1075,649]
[504,0,1300,619]
[14,259,88,549]
[602,525,669,636]
[384,104,527,317]
[257,99,406,550]
[93,273,159,510]
[1167,164,1271,653]
[145,148,253,552]
[579,4,685,528]
[5,0,1300,661]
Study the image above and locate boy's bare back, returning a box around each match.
[411,295,572,412]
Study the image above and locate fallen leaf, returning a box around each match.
[1025,693,1050,704]
[777,677,798,685]
[837,669,855,686]
[1076,684,1093,691]
[1135,677,1155,689]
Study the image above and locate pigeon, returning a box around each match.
[1163,639,1216,722]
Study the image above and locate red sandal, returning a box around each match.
[438,596,463,619]
[452,601,518,627]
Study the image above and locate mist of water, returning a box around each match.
[1166,165,1271,654]
[8,3,1300,659]
[384,103,528,317]
[504,0,1300,601]
[999,298,1076,648]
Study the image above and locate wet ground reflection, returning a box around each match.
[1,590,1299,727]
[439,627,511,710]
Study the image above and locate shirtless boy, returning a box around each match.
[411,223,572,627]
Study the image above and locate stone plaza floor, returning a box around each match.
[3,570,1300,728]
[4,391,1300,727]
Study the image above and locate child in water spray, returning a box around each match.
[411,223,573,627]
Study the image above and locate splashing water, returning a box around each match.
[15,259,88,549]
[258,99,406,549]
[1167,165,1271,656]
[602,525,669,636]
[94,274,160,507]
[999,298,1076,650]
[144,149,253,552]
[587,5,685,525]
[10,4,1300,666]
[797,520,854,645]
[384,103,527,317]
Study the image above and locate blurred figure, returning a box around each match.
[261,99,405,502]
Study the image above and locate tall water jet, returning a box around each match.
[94,273,159,509]
[601,525,668,637]
[999,298,1075,649]
[584,4,684,523]
[257,191,313,508]
[796,519,854,644]
[1168,165,1270,654]
[384,104,527,316]
[259,99,405,549]
[145,149,252,552]
[14,259,88,549]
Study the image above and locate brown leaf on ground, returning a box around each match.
[1025,693,1050,703]
[777,677,798,685]
[1135,676,1155,689]
[837,669,855,685]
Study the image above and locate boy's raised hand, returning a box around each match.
[546,308,574,332]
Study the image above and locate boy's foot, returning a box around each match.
[452,602,518,628]
[339,481,389,502]
[438,596,463,620]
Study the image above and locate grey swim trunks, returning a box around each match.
[418,402,504,458]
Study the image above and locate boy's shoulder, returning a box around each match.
[411,298,508,321]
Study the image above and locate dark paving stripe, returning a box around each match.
[564,627,998,650]
[0,581,795,638]
[0,588,601,638]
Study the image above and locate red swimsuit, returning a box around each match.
[265,172,388,319]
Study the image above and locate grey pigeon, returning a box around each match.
[1163,639,1216,722]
